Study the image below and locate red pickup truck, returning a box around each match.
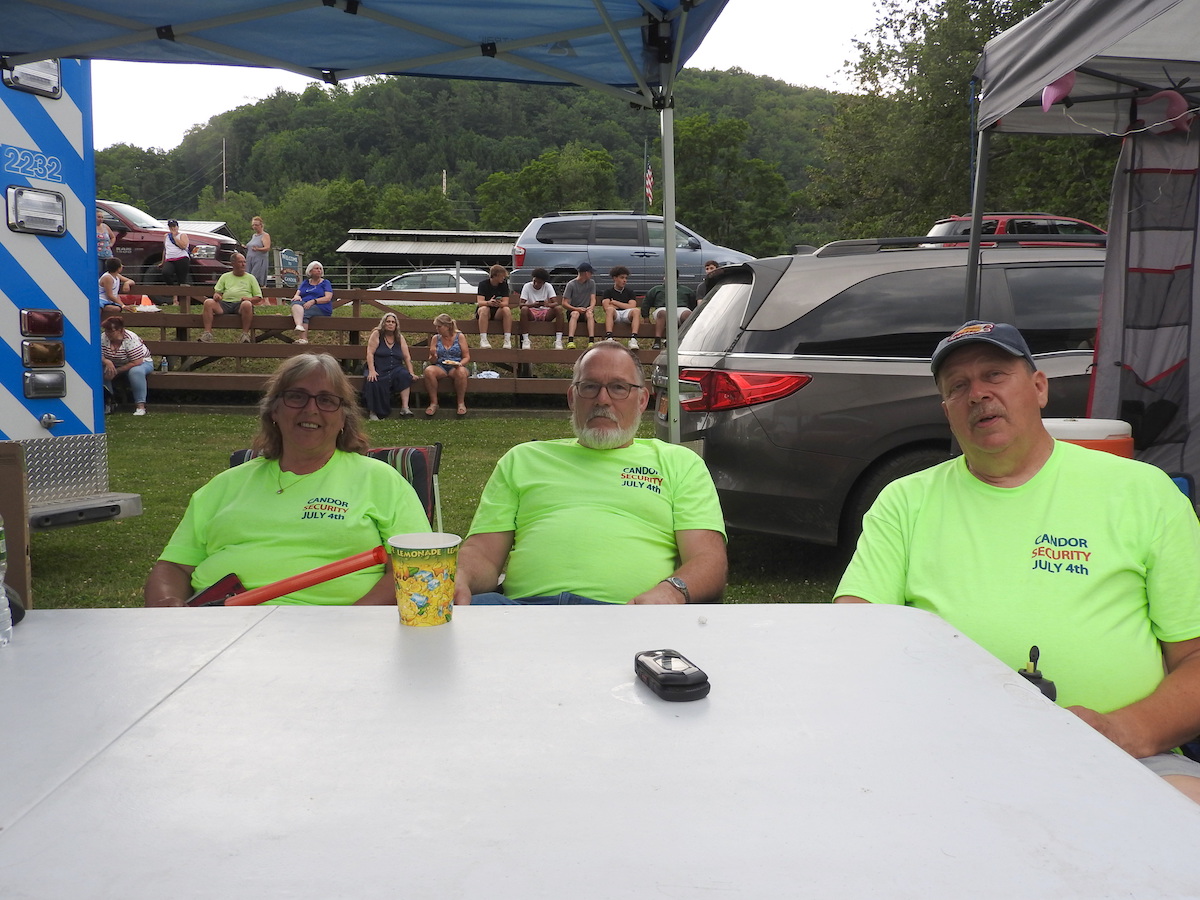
[97,199,243,284]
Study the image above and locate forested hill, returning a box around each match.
[96,67,839,262]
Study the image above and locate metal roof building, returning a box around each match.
[336,229,519,270]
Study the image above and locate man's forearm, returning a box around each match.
[1074,649,1200,758]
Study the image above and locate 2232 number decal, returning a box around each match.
[2,145,64,183]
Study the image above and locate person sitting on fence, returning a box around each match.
[144,353,430,607]
[517,267,564,350]
[454,340,728,605]
[424,313,471,418]
[601,265,642,349]
[100,315,155,417]
[476,264,514,349]
[200,252,263,344]
[364,312,415,420]
[290,260,334,344]
[642,272,697,350]
[695,259,720,303]
[562,263,597,349]
[99,258,137,315]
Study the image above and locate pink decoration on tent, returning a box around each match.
[1041,70,1076,112]
[1137,90,1194,134]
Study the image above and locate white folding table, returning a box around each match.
[2,604,1199,899]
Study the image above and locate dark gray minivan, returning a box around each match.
[653,243,1106,546]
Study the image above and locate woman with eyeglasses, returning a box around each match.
[363,312,415,420]
[144,353,430,606]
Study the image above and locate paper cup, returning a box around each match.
[387,533,462,626]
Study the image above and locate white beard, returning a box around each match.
[572,406,638,449]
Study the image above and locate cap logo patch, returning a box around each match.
[948,323,994,342]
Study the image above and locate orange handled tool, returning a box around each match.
[189,545,388,607]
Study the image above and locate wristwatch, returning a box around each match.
[661,576,690,603]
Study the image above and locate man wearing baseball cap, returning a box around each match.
[561,263,597,349]
[836,320,1200,803]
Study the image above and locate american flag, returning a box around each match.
[645,163,654,207]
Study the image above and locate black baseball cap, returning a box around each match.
[931,320,1036,377]
[167,218,179,227]
[576,263,594,273]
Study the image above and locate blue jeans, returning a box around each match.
[470,592,610,605]
[106,358,154,404]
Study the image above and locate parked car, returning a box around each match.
[370,267,492,304]
[927,212,1106,247]
[510,211,753,295]
[97,200,242,285]
[653,242,1107,546]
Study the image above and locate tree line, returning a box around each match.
[96,1,1117,266]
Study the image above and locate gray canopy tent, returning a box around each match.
[2,0,729,441]
[969,0,1200,487]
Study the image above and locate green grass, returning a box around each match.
[28,411,846,608]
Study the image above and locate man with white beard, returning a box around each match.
[454,341,727,605]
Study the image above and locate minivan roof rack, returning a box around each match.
[544,210,637,217]
[944,211,1055,218]
[813,233,1107,257]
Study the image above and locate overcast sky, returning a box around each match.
[90,0,880,151]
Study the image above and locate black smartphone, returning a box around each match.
[634,648,710,701]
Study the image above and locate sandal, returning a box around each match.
[399,408,414,417]
[425,404,438,417]
[457,405,467,417]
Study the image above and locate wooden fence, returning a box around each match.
[117,285,660,403]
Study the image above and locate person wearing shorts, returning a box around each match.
[200,253,263,343]
[518,267,564,350]
[602,265,642,349]
[562,263,597,349]
[476,265,514,349]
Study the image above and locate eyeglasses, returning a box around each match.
[572,380,642,400]
[279,389,345,412]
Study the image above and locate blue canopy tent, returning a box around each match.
[2,0,730,441]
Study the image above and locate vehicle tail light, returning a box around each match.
[679,369,811,412]
[513,245,525,267]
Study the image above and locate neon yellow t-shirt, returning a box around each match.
[836,440,1200,711]
[468,438,725,603]
[213,271,262,303]
[161,450,430,605]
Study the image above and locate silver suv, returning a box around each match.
[653,242,1106,546]
[511,211,753,294]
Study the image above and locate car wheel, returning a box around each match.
[139,257,163,285]
[839,446,952,547]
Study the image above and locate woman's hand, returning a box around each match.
[366,370,378,382]
[102,359,116,379]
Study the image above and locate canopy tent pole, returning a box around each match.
[965,128,991,321]
[661,102,681,444]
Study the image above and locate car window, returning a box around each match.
[394,274,422,290]
[679,282,753,352]
[1052,220,1105,236]
[1009,219,1054,236]
[1005,266,1102,352]
[537,221,590,244]
[426,274,455,289]
[742,267,969,357]
[593,220,639,246]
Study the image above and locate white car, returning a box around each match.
[371,268,491,304]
